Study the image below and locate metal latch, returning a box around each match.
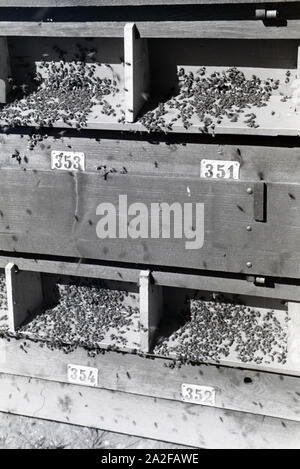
[255,9,278,20]
[253,181,267,222]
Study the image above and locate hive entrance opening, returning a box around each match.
[0,37,126,130]
[140,38,299,134]
[15,274,140,355]
[154,288,289,368]
[0,269,7,324]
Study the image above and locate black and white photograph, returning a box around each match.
[0,0,299,452]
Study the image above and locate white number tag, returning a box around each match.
[67,364,98,387]
[201,159,240,180]
[51,151,85,171]
[181,383,216,406]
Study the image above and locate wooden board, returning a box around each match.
[1,133,300,183]
[0,1,297,6]
[124,23,150,122]
[1,171,300,278]
[0,372,299,448]
[0,20,300,39]
[1,338,300,422]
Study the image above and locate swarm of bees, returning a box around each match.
[140,66,282,133]
[0,47,120,131]
[15,277,140,355]
[0,273,8,312]
[154,298,289,366]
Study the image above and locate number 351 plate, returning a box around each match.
[201,159,240,180]
[51,151,85,171]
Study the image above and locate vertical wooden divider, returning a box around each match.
[5,263,44,333]
[0,38,10,103]
[124,22,150,123]
[139,270,163,353]
[287,302,300,370]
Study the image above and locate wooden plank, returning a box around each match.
[0,106,297,137]
[287,302,300,371]
[2,133,300,183]
[0,257,141,284]
[124,23,149,122]
[0,20,300,39]
[2,171,300,278]
[152,271,300,302]
[5,262,43,332]
[139,270,163,352]
[0,372,299,448]
[0,1,296,6]
[0,256,300,302]
[1,338,300,422]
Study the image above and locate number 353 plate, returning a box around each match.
[51,151,85,171]
[201,159,240,180]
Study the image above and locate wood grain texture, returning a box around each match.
[1,170,300,278]
[0,256,300,302]
[0,1,296,6]
[1,338,300,423]
[139,270,163,352]
[0,372,299,448]
[1,133,300,183]
[124,23,150,122]
[0,20,300,39]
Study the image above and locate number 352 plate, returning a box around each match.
[181,383,216,407]
[201,159,240,180]
[51,151,85,171]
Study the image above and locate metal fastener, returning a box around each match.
[247,187,253,194]
[246,262,252,268]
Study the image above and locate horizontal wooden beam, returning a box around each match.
[0,1,295,7]
[1,338,300,422]
[0,372,299,448]
[0,256,300,302]
[1,172,300,278]
[0,20,299,39]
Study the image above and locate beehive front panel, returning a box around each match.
[0,168,300,278]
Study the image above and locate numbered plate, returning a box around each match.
[51,151,85,171]
[181,383,216,407]
[201,159,240,180]
[67,364,98,387]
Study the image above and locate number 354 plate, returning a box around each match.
[67,364,98,387]
[201,159,240,180]
[51,151,85,171]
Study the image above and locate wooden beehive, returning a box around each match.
[0,0,298,279]
[0,0,300,449]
